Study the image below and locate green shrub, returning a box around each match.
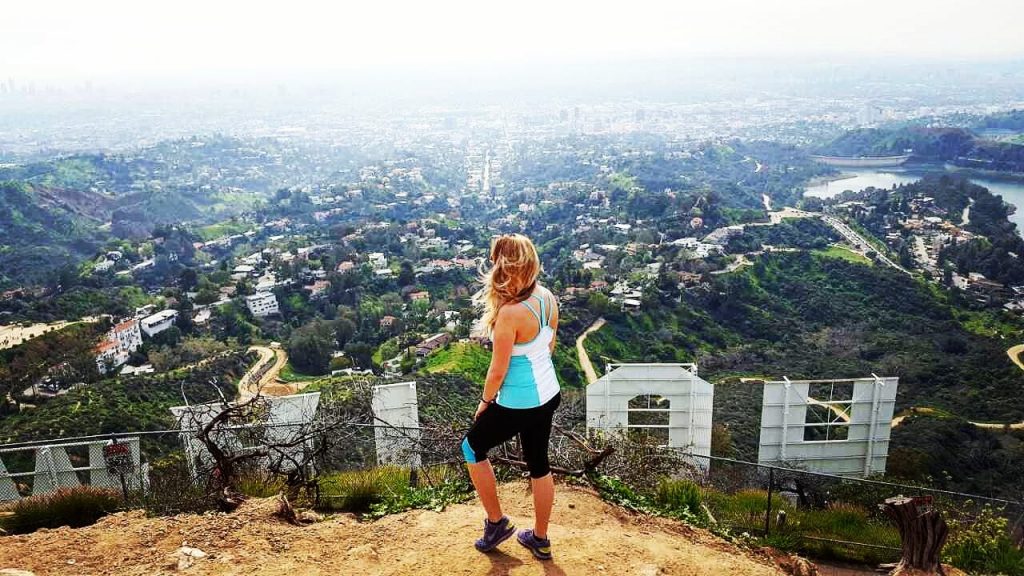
[656,479,702,516]
[367,468,473,519]
[593,475,704,525]
[318,466,410,513]
[699,486,899,566]
[318,465,472,517]
[944,506,1024,575]
[0,486,123,534]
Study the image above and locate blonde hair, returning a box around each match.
[473,234,541,335]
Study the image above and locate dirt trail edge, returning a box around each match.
[0,483,787,576]
[576,317,606,385]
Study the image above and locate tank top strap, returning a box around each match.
[544,292,554,326]
[520,298,542,326]
[534,293,547,327]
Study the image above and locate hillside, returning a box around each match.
[565,249,1024,496]
[0,483,790,576]
[818,126,1024,173]
[0,181,111,287]
[0,137,308,288]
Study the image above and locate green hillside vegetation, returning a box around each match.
[973,109,1024,132]
[423,342,491,383]
[569,251,1024,495]
[812,245,872,265]
[725,218,839,254]
[0,181,110,287]
[0,352,249,446]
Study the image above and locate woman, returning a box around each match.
[461,233,561,560]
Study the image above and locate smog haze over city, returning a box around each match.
[4,0,1024,154]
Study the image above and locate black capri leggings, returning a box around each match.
[461,393,561,478]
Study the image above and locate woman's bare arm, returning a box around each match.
[547,291,559,355]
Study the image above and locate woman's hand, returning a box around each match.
[474,400,490,421]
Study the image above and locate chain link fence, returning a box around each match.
[664,450,1024,565]
[3,413,1023,569]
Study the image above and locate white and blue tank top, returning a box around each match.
[495,289,561,409]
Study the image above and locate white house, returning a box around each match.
[140,310,179,337]
[246,292,280,318]
[95,318,144,373]
[94,341,119,373]
[368,252,388,270]
[110,319,143,356]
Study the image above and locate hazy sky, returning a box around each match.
[4,0,1024,84]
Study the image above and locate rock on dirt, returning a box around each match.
[0,482,795,575]
[171,547,208,571]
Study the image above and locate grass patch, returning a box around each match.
[595,474,902,566]
[319,467,410,513]
[423,342,491,383]
[277,361,321,383]
[953,308,1022,339]
[702,487,899,564]
[237,471,290,499]
[318,465,471,517]
[813,245,872,266]
[196,220,252,242]
[0,486,123,534]
[655,479,703,517]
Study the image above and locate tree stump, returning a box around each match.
[880,496,949,576]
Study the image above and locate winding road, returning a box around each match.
[237,345,293,399]
[891,346,1024,430]
[576,318,606,385]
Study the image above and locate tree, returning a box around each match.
[288,321,335,375]
[334,317,357,349]
[179,268,199,291]
[398,260,415,286]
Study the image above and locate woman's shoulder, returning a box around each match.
[537,283,558,304]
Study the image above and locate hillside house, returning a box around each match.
[246,292,280,318]
[140,310,179,338]
[416,333,451,357]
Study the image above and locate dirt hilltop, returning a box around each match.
[0,482,790,576]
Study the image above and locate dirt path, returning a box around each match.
[0,316,100,350]
[1008,344,1024,372]
[576,318,606,385]
[0,483,786,576]
[238,346,291,398]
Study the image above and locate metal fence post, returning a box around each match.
[765,467,774,537]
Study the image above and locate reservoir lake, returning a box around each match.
[804,166,1024,233]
